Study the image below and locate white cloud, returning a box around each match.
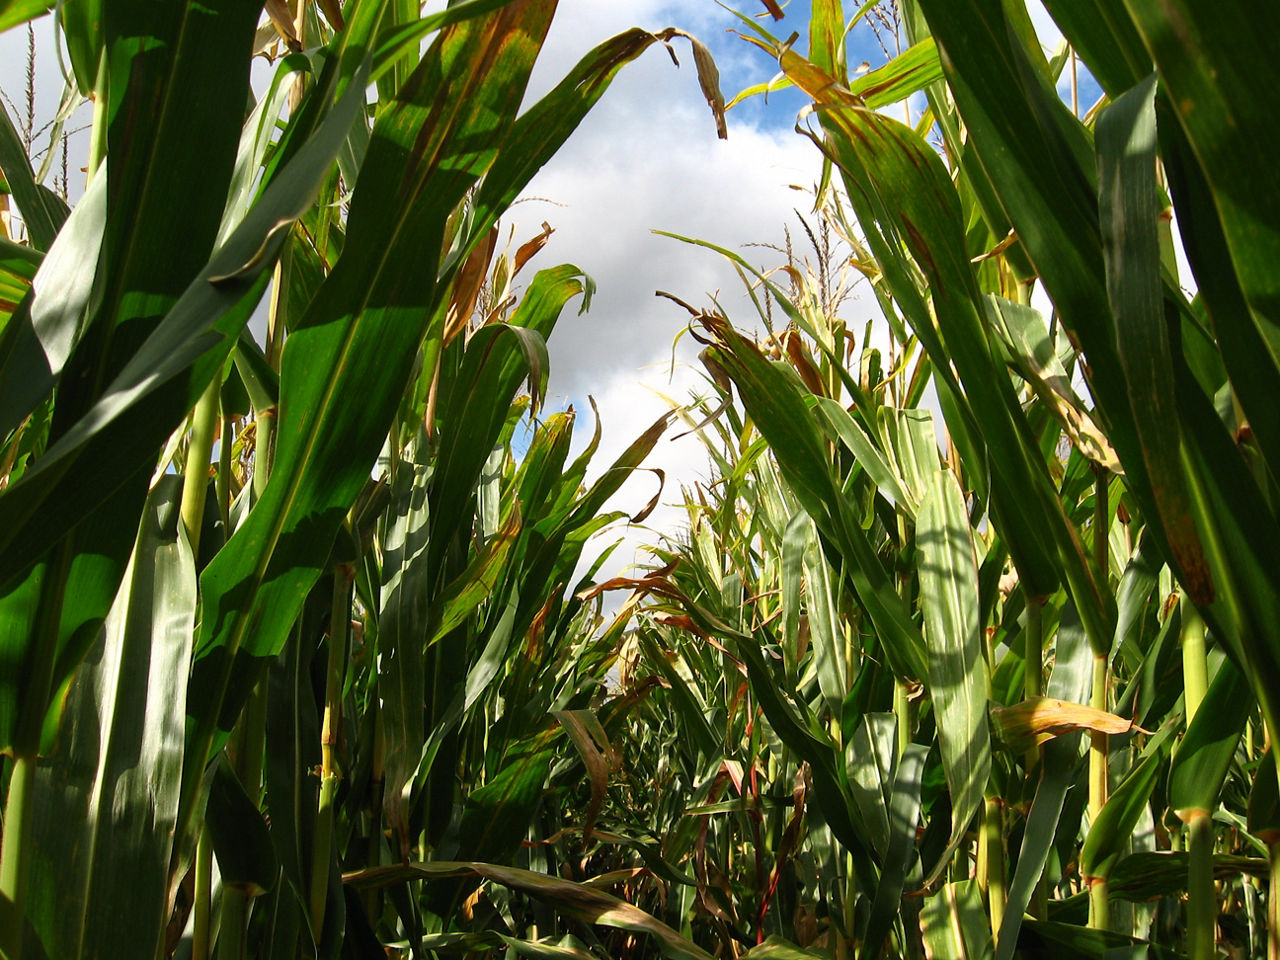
[505,1,834,584]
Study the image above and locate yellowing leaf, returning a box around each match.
[990,697,1132,751]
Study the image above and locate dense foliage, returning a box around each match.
[1,1,1278,959]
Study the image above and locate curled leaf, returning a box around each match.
[990,697,1133,752]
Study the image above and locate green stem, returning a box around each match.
[216,407,233,535]
[181,378,222,556]
[1088,874,1109,935]
[218,680,267,960]
[1021,596,1048,919]
[840,850,855,960]
[1180,595,1213,959]
[192,831,215,960]
[1088,467,1112,926]
[981,795,1005,946]
[1088,651,1110,931]
[1269,838,1280,960]
[364,701,386,920]
[1093,467,1109,583]
[1181,596,1208,723]
[0,754,34,960]
[309,567,352,936]
[1024,596,1044,773]
[215,890,247,960]
[85,54,108,184]
[1185,810,1215,960]
[893,677,911,761]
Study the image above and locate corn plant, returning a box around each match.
[0,1,727,957]
[614,1,1280,955]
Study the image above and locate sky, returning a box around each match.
[0,2,1098,589]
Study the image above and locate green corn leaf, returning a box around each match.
[917,469,989,885]
[183,2,564,821]
[1247,750,1280,844]
[0,0,268,763]
[0,0,53,30]
[499,933,599,960]
[879,407,938,512]
[0,99,67,252]
[1169,656,1251,818]
[742,937,835,960]
[1108,850,1268,902]
[1038,0,1149,96]
[812,396,915,517]
[0,173,104,439]
[1018,920,1184,960]
[1099,72,1212,604]
[205,756,278,897]
[437,737,555,866]
[993,734,1082,960]
[261,621,321,947]
[705,320,928,682]
[920,880,992,960]
[377,436,431,855]
[370,0,534,84]
[779,46,1109,649]
[847,713,895,860]
[429,281,566,574]
[860,742,927,960]
[993,610,1090,960]
[848,37,943,108]
[984,295,1118,473]
[1080,721,1177,883]
[802,516,847,714]
[1124,0,1280,380]
[22,477,194,960]
[1157,99,1280,486]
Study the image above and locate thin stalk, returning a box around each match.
[364,703,387,919]
[181,378,223,960]
[1181,594,1212,959]
[1024,597,1044,773]
[1089,467,1111,929]
[218,679,267,960]
[838,850,855,960]
[1185,809,1216,960]
[0,752,34,960]
[1181,596,1208,720]
[265,258,287,370]
[252,409,276,500]
[86,55,108,184]
[1088,651,1110,930]
[894,678,911,760]
[1270,836,1280,960]
[215,892,247,960]
[181,378,222,556]
[309,566,352,935]
[216,407,233,535]
[1022,595,1048,918]
[980,795,1005,946]
[1093,467,1110,585]
[192,832,215,960]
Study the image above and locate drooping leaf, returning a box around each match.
[989,697,1132,754]
[345,860,716,960]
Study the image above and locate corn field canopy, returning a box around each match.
[0,0,1278,959]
